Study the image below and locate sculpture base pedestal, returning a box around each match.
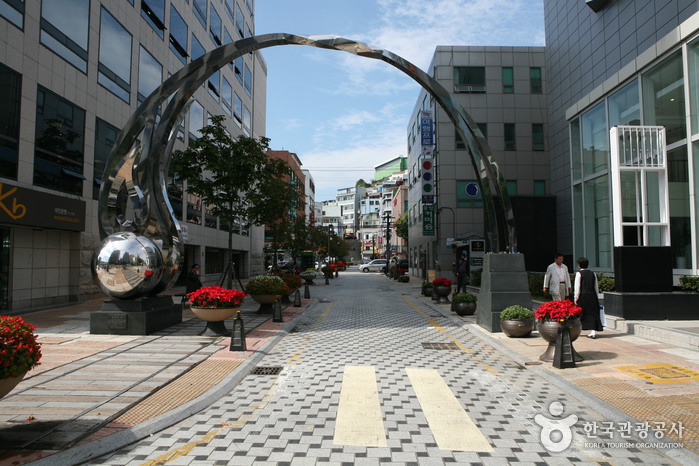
[90,296,181,335]
[476,253,531,332]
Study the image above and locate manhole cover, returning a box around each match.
[421,342,460,350]
[250,366,283,375]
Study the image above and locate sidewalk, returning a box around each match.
[0,272,697,464]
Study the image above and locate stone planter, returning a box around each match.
[191,307,238,336]
[433,285,452,304]
[452,301,477,316]
[537,318,582,362]
[422,286,433,297]
[500,318,534,337]
[250,294,281,314]
[0,372,27,399]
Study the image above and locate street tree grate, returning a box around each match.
[421,342,460,350]
[250,366,283,376]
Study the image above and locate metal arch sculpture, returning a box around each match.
[92,33,517,299]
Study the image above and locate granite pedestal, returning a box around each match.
[476,253,532,332]
[90,296,182,335]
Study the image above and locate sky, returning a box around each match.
[254,0,546,202]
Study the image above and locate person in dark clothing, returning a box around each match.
[573,257,603,338]
[452,251,470,294]
[186,264,203,294]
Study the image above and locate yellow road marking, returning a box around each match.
[334,366,388,447]
[406,368,493,452]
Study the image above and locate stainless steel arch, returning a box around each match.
[93,33,517,299]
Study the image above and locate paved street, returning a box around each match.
[83,270,695,465]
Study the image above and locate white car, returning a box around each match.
[358,259,387,273]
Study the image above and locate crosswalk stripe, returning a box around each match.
[334,365,388,447]
[406,368,493,452]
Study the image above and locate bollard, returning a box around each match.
[335,269,338,278]
[273,300,283,322]
[229,310,246,351]
[304,284,310,299]
[294,289,301,307]
[325,275,329,285]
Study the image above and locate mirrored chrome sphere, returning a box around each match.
[92,232,163,299]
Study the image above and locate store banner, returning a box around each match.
[423,204,435,236]
[0,182,85,232]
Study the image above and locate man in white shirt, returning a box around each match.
[543,252,571,301]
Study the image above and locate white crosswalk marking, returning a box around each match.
[406,368,493,452]
[334,365,388,447]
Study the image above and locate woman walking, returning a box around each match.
[574,257,603,338]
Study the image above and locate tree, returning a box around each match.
[171,114,297,287]
[395,212,409,244]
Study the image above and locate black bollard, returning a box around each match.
[304,284,310,299]
[325,275,329,285]
[335,269,338,278]
[294,289,301,306]
[229,310,246,351]
[273,300,283,322]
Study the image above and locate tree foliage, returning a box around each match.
[395,212,408,243]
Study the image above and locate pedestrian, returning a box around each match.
[185,264,203,294]
[543,252,571,300]
[452,251,469,293]
[574,257,603,339]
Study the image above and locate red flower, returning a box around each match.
[0,316,42,378]
[144,270,154,277]
[187,286,246,308]
[432,277,452,286]
[535,300,582,322]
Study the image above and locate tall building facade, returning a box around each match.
[407,46,549,277]
[544,0,699,277]
[0,0,266,310]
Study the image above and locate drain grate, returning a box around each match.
[250,366,283,376]
[421,342,460,350]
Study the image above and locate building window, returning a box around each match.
[506,180,517,195]
[454,67,485,93]
[502,67,513,93]
[530,67,542,94]
[244,63,252,97]
[188,100,204,141]
[221,77,232,115]
[233,92,242,126]
[534,180,546,195]
[34,86,85,195]
[205,247,225,274]
[581,101,608,177]
[224,0,235,24]
[608,79,640,127]
[191,33,205,61]
[690,39,699,136]
[138,46,162,105]
[40,0,89,72]
[208,70,220,100]
[0,0,24,29]
[209,5,222,45]
[98,7,132,103]
[243,105,251,133]
[532,123,544,151]
[0,62,21,180]
[93,118,119,200]
[234,57,244,84]
[642,50,685,145]
[169,5,188,64]
[235,3,244,38]
[192,0,207,29]
[140,0,165,38]
[504,123,516,150]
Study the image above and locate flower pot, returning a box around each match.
[191,307,238,336]
[537,318,583,362]
[452,301,477,316]
[433,285,452,304]
[250,294,281,314]
[0,372,27,399]
[302,276,315,285]
[500,318,534,337]
[422,286,433,297]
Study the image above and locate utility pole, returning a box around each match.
[383,211,393,262]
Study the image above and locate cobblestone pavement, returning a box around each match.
[88,271,697,465]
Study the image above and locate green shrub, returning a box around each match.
[680,275,699,292]
[470,269,482,287]
[500,305,534,320]
[452,292,477,303]
[528,272,547,299]
[598,274,615,292]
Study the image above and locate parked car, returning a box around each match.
[388,258,409,280]
[358,259,387,273]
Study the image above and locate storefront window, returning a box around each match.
[642,50,685,145]
[668,146,692,268]
[581,102,608,177]
[608,79,640,127]
[583,175,611,268]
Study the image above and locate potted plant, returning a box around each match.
[451,292,477,315]
[300,270,317,285]
[432,277,453,304]
[421,281,433,297]
[187,286,247,336]
[500,305,535,337]
[321,265,334,279]
[246,275,290,312]
[534,300,583,361]
[0,316,42,399]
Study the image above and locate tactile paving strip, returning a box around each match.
[575,377,699,453]
[112,359,242,425]
[614,363,699,384]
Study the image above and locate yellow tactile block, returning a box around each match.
[614,363,699,384]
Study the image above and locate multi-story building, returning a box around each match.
[544,0,699,279]
[319,200,342,235]
[358,191,382,261]
[406,46,551,278]
[0,0,265,310]
[335,186,366,239]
